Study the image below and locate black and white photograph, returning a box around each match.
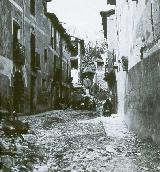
[0,0,160,171]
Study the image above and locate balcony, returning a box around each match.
[13,42,25,65]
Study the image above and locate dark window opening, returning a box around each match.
[44,49,47,62]
[35,52,41,69]
[121,56,128,71]
[30,0,35,16]
[31,33,36,69]
[97,62,103,71]
[54,29,57,50]
[71,59,78,69]
[54,55,57,70]
[102,17,107,39]
[67,62,69,78]
[51,24,54,48]
[42,79,46,91]
[13,21,25,65]
[140,46,145,60]
[53,55,61,81]
[13,21,20,43]
[107,0,116,5]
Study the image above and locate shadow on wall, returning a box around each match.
[124,50,160,144]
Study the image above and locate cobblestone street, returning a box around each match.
[2,110,160,171]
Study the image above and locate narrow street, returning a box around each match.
[2,110,160,172]
[0,0,160,171]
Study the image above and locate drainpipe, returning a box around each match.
[22,0,25,46]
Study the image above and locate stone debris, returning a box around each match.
[0,110,160,171]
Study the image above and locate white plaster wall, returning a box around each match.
[107,14,117,52]
[116,70,127,116]
[71,41,83,85]
[115,0,154,116]
[116,0,154,69]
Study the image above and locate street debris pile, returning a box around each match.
[1,110,160,171]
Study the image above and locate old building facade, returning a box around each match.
[100,9,118,113]
[0,0,74,114]
[101,0,160,144]
[70,37,85,87]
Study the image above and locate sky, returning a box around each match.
[47,0,110,44]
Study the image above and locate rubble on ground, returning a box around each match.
[0,110,160,171]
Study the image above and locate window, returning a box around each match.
[62,61,67,71]
[35,52,41,69]
[54,55,57,71]
[140,46,145,60]
[67,62,69,77]
[121,56,128,71]
[71,59,78,69]
[30,0,35,16]
[51,24,54,48]
[97,62,103,71]
[12,21,25,65]
[42,79,46,91]
[13,21,20,42]
[107,0,116,5]
[44,49,47,62]
[31,33,36,68]
[54,29,57,50]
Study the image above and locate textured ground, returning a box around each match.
[1,110,160,171]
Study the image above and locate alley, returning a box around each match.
[1,110,160,171]
[1,0,160,171]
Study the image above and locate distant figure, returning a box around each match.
[103,99,112,117]
[12,111,18,121]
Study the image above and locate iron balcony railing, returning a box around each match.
[13,42,25,65]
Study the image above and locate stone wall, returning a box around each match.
[114,0,160,144]
[23,0,53,113]
[124,50,160,144]
[0,0,73,114]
